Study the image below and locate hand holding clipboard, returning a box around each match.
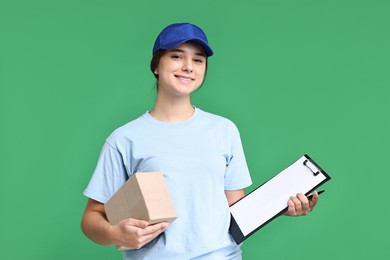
[229,154,331,244]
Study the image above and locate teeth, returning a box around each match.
[176,76,192,81]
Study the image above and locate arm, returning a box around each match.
[81,198,169,249]
[225,189,245,206]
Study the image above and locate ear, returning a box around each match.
[154,68,159,75]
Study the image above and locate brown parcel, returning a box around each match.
[104,171,177,250]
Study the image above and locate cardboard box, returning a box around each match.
[104,172,177,250]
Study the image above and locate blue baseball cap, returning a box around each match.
[152,23,214,57]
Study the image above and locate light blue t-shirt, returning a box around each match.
[84,108,252,259]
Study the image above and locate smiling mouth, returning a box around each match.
[175,75,194,81]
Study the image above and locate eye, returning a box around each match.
[194,58,205,63]
[171,54,182,60]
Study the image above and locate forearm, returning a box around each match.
[81,198,122,246]
[81,210,119,246]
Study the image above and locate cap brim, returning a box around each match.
[155,38,214,57]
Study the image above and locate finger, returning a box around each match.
[286,196,300,216]
[285,198,298,216]
[290,195,303,214]
[122,218,149,229]
[133,223,169,247]
[296,193,310,214]
[120,221,169,249]
[142,222,169,236]
[286,198,296,215]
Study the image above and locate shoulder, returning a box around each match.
[105,113,148,146]
[197,108,239,131]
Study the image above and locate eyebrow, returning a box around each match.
[169,48,206,58]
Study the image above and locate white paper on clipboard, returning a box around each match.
[229,154,331,243]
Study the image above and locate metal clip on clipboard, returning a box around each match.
[303,159,320,176]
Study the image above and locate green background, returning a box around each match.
[1,0,389,259]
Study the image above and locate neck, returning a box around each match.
[149,95,195,123]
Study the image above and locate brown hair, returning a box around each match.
[150,50,166,79]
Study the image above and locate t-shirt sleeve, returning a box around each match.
[224,124,252,190]
[83,141,128,204]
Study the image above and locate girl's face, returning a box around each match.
[153,42,207,98]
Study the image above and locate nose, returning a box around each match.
[182,59,193,73]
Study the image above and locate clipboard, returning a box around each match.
[229,154,331,244]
